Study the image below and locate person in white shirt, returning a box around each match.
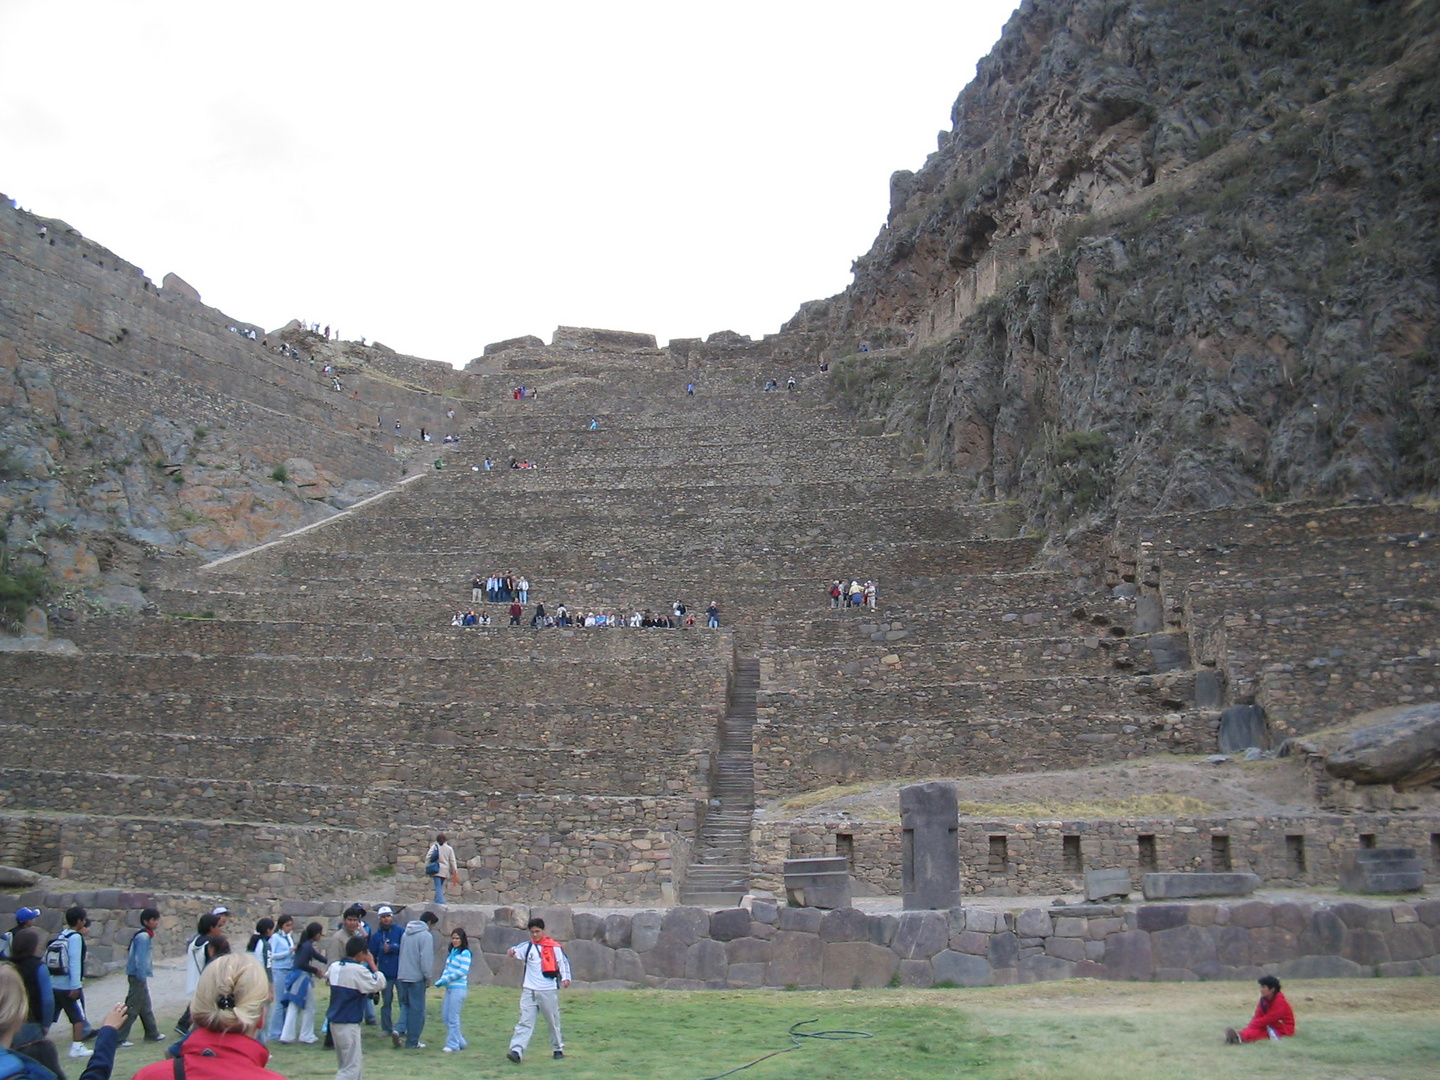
[504,918,571,1063]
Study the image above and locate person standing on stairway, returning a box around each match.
[428,834,459,904]
[706,601,720,628]
[509,599,523,626]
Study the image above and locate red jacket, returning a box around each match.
[1240,990,1295,1041]
[131,1028,288,1080]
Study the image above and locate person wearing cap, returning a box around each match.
[0,908,40,960]
[368,906,404,1036]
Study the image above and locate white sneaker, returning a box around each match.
[69,1043,93,1059]
[119,1041,134,1048]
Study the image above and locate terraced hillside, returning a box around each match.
[1,338,1436,906]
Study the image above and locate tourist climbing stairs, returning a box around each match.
[680,658,759,906]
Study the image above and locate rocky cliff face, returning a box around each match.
[0,200,471,622]
[782,0,1440,532]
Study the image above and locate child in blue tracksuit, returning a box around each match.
[327,936,384,1080]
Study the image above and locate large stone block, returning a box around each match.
[987,931,1018,970]
[891,911,948,960]
[528,905,573,942]
[784,858,852,910]
[818,907,870,943]
[1323,702,1440,788]
[565,938,614,983]
[750,900,780,925]
[1150,924,1218,970]
[1085,868,1132,901]
[868,914,897,947]
[1277,955,1366,979]
[727,962,766,988]
[1299,909,1346,956]
[777,907,823,934]
[1018,955,1076,983]
[1341,929,1392,967]
[1214,925,1252,968]
[898,959,934,988]
[822,941,899,989]
[900,781,961,909]
[612,948,646,984]
[1218,704,1267,752]
[709,908,751,942]
[640,932,688,979]
[1227,901,1273,929]
[1339,849,1425,894]
[603,914,632,949]
[1135,905,1189,932]
[1386,922,1437,962]
[481,923,527,955]
[725,937,773,965]
[767,930,822,987]
[630,911,663,952]
[964,908,1004,934]
[685,939,728,982]
[954,930,989,956]
[572,912,605,941]
[1248,926,1300,964]
[932,950,993,988]
[661,906,710,946]
[1015,909,1053,938]
[1044,937,1086,962]
[1142,873,1259,900]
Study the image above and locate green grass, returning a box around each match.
[113,979,1440,1080]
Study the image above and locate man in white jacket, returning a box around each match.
[505,918,572,1063]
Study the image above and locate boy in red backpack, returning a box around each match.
[504,919,571,1063]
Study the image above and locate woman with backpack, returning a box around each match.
[3,929,61,1078]
[427,834,459,904]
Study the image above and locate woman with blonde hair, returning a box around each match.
[131,953,287,1080]
[0,963,125,1079]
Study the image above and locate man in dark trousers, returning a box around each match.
[368,906,404,1036]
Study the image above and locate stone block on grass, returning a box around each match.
[661,905,709,945]
[766,931,823,987]
[630,911,662,952]
[891,911,948,959]
[603,913,632,949]
[685,939,728,982]
[818,907,870,943]
[709,908,751,941]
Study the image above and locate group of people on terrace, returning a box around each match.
[454,581,721,630]
[829,579,878,608]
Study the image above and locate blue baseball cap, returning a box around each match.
[15,908,40,923]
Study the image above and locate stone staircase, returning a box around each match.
[681,658,760,906]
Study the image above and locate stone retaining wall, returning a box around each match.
[751,815,1440,897]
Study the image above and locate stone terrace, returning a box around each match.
[2,335,1437,907]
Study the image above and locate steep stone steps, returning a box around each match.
[681,658,759,906]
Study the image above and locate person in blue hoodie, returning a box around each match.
[326,937,384,1080]
[366,907,404,1036]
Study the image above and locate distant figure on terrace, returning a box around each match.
[472,576,484,603]
[686,382,695,396]
[707,601,720,628]
[427,834,459,905]
[1226,976,1295,1044]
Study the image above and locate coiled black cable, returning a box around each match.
[694,1017,875,1080]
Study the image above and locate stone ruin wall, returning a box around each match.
[759,815,1440,899]
[5,887,1438,989]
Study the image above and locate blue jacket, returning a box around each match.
[325,959,384,1025]
[368,924,404,981]
[126,928,154,980]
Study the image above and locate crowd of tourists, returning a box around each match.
[0,838,576,1078]
[452,589,721,630]
[828,579,878,608]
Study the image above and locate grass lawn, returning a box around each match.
[113,978,1440,1080]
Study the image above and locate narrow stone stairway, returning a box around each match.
[679,658,759,906]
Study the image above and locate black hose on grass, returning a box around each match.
[694,1017,875,1080]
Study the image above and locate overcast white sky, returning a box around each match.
[0,1,1018,366]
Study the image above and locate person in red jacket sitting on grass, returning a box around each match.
[1226,975,1296,1044]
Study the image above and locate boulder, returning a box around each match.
[0,867,40,887]
[932,950,993,988]
[1323,702,1440,789]
[821,941,899,989]
[1218,705,1267,752]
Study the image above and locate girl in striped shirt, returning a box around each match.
[435,928,472,1053]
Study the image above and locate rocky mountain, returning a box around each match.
[0,202,472,626]
[782,0,1440,534]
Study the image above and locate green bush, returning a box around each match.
[0,562,47,627]
[271,464,289,483]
